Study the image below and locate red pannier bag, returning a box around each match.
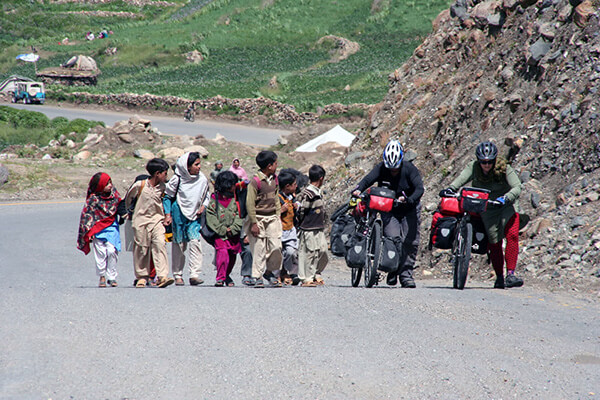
[439,197,460,215]
[367,187,396,213]
[460,187,490,213]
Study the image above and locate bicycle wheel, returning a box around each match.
[453,221,472,290]
[364,222,382,288]
[351,266,362,287]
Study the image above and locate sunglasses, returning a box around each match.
[479,160,494,165]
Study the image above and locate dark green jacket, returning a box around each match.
[449,160,521,243]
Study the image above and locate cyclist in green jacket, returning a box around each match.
[440,141,524,289]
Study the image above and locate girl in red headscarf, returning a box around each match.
[77,172,123,287]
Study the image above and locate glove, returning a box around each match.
[439,187,456,197]
[496,196,507,205]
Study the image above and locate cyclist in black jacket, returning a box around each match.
[352,140,424,287]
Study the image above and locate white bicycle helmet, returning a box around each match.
[383,140,404,169]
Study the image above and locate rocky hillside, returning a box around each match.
[328,0,600,295]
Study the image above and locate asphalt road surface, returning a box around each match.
[2,103,292,146]
[1,201,599,399]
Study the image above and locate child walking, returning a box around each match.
[246,150,283,287]
[125,158,175,288]
[206,171,243,286]
[77,172,124,287]
[296,165,329,287]
[277,170,300,286]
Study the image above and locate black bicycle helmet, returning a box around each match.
[475,141,498,161]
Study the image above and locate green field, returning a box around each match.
[0,0,449,112]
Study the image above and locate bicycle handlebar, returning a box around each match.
[439,192,504,207]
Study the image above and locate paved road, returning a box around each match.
[1,202,599,399]
[1,103,292,146]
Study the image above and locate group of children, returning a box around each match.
[77,150,329,288]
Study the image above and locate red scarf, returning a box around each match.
[77,173,121,255]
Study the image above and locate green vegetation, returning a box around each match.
[0,106,103,152]
[0,0,450,112]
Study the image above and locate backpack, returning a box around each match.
[125,174,150,218]
[330,214,355,257]
[236,175,278,219]
[379,237,399,273]
[199,194,219,246]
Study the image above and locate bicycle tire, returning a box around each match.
[351,266,362,287]
[364,222,382,288]
[453,221,472,290]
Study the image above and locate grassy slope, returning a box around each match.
[0,0,449,112]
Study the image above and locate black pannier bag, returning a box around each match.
[378,237,399,273]
[429,213,457,250]
[330,214,355,257]
[345,231,367,269]
[470,217,488,254]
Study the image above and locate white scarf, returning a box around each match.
[165,152,208,220]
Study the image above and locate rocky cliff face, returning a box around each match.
[329,0,600,294]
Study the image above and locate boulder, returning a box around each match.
[539,23,556,41]
[277,135,288,146]
[158,147,185,160]
[74,150,92,161]
[450,0,469,21]
[574,0,594,27]
[214,133,227,145]
[558,4,573,21]
[133,149,155,160]
[0,164,9,187]
[112,121,131,135]
[183,145,209,158]
[345,151,363,167]
[118,134,134,144]
[528,38,552,64]
[65,140,76,149]
[471,0,501,27]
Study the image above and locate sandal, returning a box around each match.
[107,279,118,287]
[215,280,225,287]
[136,278,147,288]
[98,276,107,288]
[225,277,235,287]
[301,281,317,287]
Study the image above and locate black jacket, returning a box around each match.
[355,161,424,213]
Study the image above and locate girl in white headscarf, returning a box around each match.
[163,152,210,286]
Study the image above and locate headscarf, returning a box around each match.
[165,152,208,220]
[77,172,121,255]
[229,158,248,181]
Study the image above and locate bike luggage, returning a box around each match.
[470,217,488,254]
[330,214,355,257]
[429,212,457,249]
[460,187,490,213]
[345,231,367,268]
[366,186,396,213]
[379,237,399,272]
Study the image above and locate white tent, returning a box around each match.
[294,125,355,152]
